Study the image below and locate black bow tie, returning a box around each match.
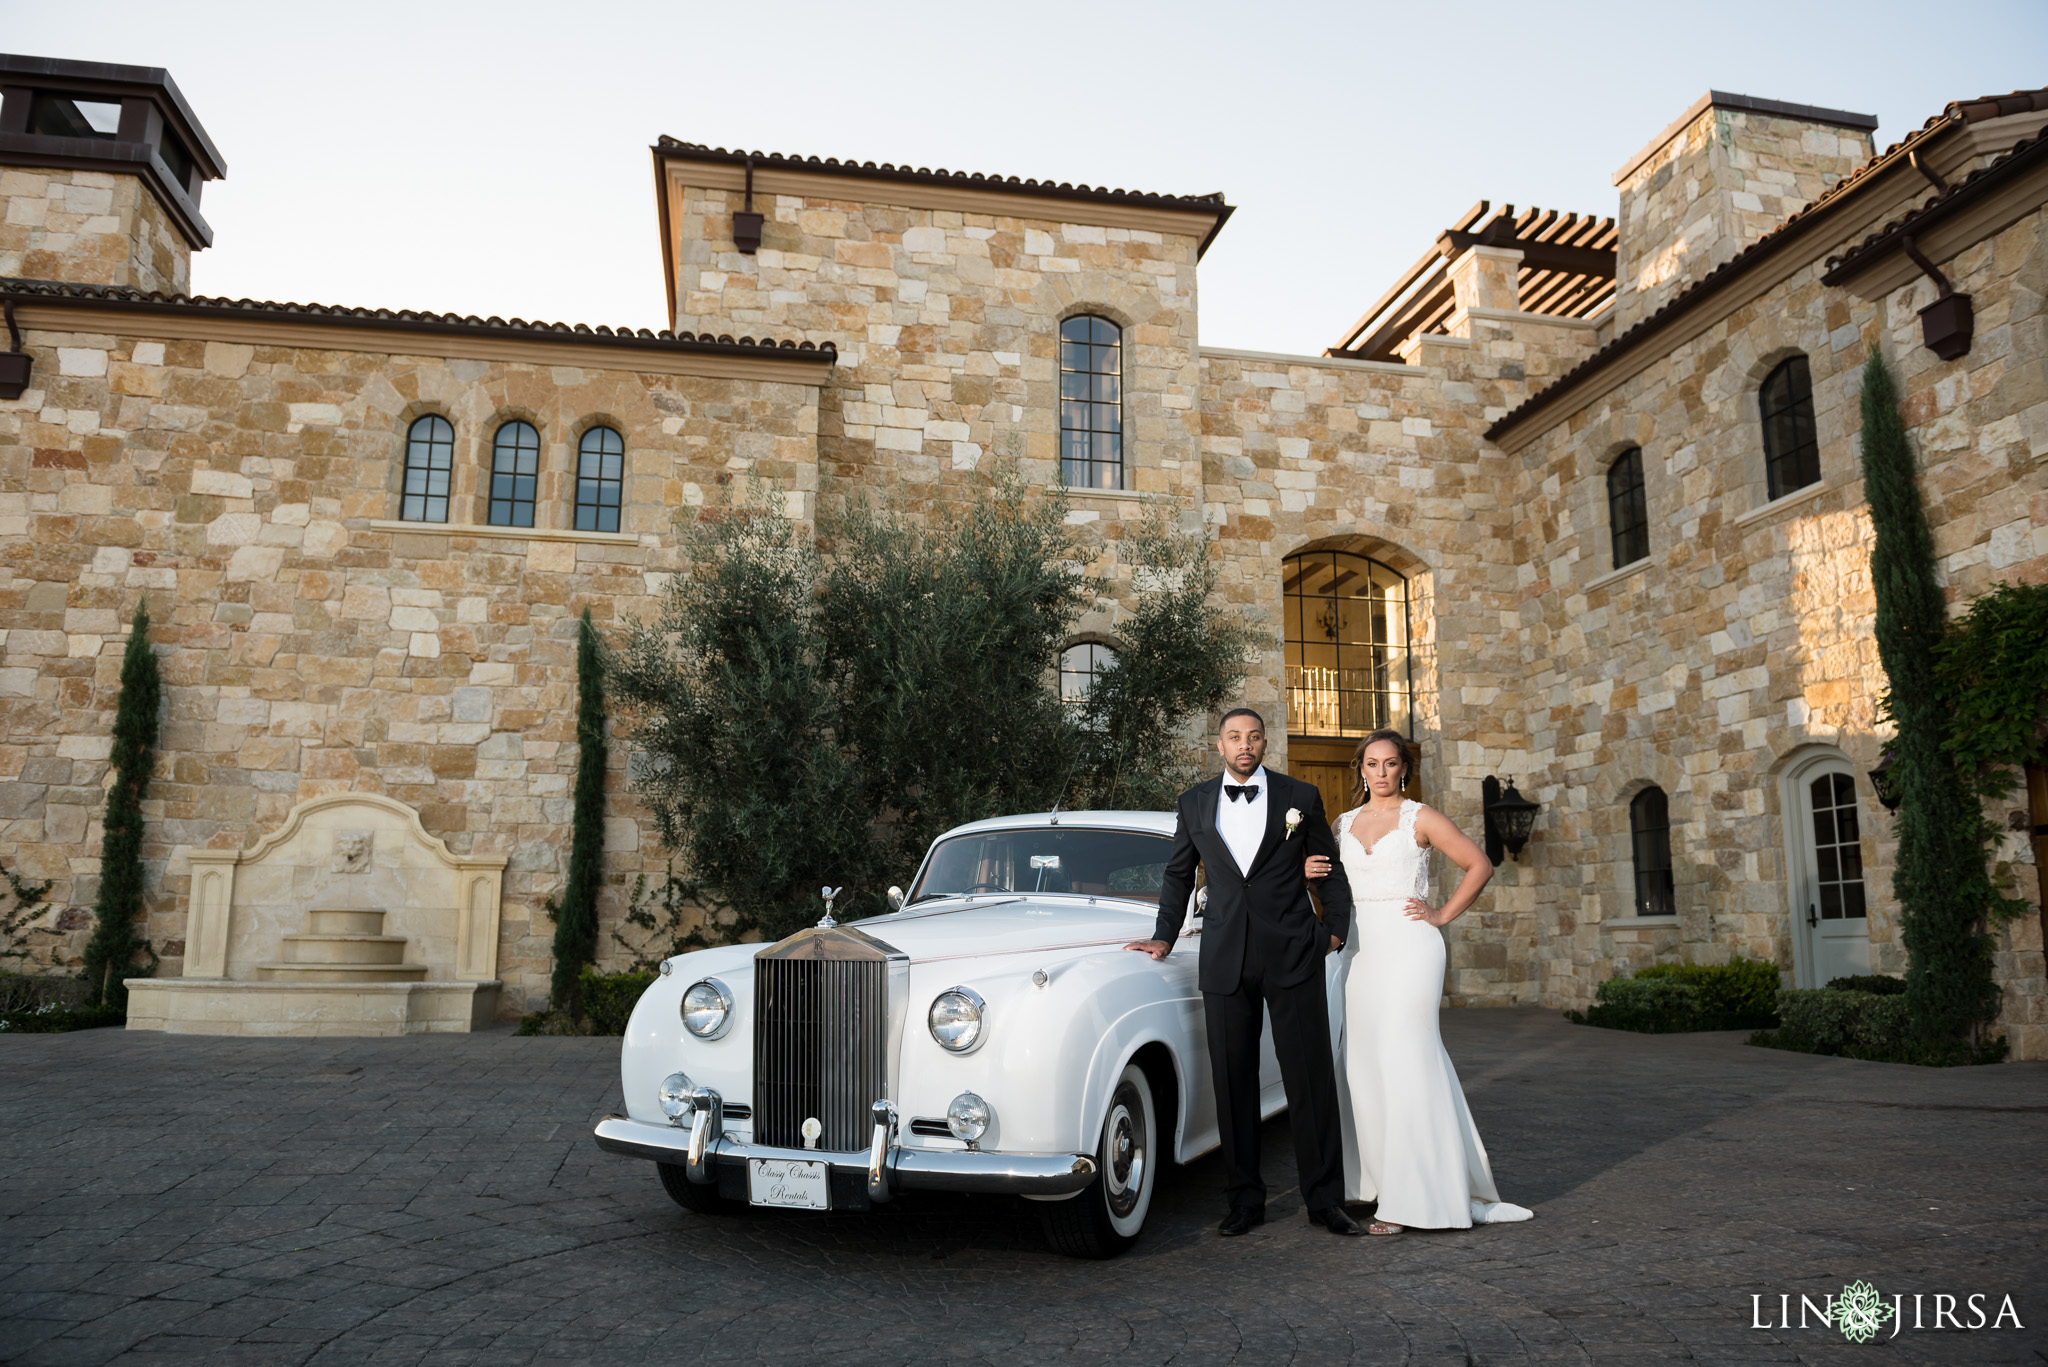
[1225,783,1260,802]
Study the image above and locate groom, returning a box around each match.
[1125,708,1361,1236]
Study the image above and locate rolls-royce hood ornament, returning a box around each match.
[817,885,844,929]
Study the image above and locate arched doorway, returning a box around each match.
[1283,549,1413,816]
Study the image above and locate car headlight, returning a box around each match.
[928,986,986,1053]
[947,1091,992,1145]
[681,978,733,1039]
[658,1071,694,1124]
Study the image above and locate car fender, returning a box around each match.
[619,944,756,1128]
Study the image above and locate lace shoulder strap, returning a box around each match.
[1336,807,1359,839]
[1398,799,1421,833]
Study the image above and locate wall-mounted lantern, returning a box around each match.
[0,299,31,401]
[1868,750,1903,811]
[733,156,763,255]
[1482,775,1540,864]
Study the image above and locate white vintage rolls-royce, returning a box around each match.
[592,809,1287,1257]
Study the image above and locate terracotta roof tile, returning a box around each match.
[0,277,837,359]
[1825,128,2048,279]
[654,137,1233,218]
[1484,86,2048,443]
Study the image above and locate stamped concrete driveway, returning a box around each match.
[2,1008,2045,1366]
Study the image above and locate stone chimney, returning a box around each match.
[1611,92,1875,330]
[0,55,225,293]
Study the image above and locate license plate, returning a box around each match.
[748,1157,830,1210]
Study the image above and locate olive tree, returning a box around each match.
[610,473,1256,945]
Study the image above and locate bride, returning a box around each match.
[1304,729,1533,1234]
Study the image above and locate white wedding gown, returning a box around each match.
[1328,800,1532,1228]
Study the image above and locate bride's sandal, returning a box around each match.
[1367,1219,1404,1236]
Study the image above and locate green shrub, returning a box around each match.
[1569,976,1702,1032]
[1826,974,1906,996]
[1752,985,2007,1065]
[0,1002,126,1033]
[515,967,656,1037]
[1566,956,1782,1033]
[1633,958,1782,1026]
[580,967,657,1036]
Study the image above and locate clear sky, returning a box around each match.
[11,0,2045,354]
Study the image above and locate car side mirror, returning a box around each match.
[887,886,904,911]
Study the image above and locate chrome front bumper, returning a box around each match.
[592,1090,1096,1204]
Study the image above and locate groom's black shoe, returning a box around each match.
[1218,1206,1265,1237]
[1309,1206,1365,1236]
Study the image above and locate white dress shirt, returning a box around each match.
[1215,764,1270,877]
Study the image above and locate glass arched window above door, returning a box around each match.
[1283,550,1410,738]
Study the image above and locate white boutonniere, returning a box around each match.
[1285,807,1303,837]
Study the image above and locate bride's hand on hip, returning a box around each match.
[1304,854,1330,880]
[1403,897,1452,927]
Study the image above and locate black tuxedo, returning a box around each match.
[1151,771,1353,992]
[1152,769,1352,1215]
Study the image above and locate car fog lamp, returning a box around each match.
[946,1091,992,1145]
[928,987,985,1053]
[681,978,733,1039]
[658,1071,695,1124]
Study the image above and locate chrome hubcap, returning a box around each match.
[1104,1088,1146,1218]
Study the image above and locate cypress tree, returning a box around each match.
[549,608,607,1014]
[81,599,161,1008]
[1858,351,1999,1047]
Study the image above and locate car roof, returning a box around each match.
[938,810,1177,838]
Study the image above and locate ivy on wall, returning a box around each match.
[1933,578,2048,925]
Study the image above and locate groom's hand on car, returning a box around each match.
[1124,939,1170,960]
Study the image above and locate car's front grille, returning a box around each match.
[753,951,888,1151]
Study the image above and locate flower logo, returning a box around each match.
[1835,1280,1894,1343]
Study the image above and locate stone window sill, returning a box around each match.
[1058,485,1149,502]
[1603,915,1681,928]
[1586,556,1651,592]
[369,519,645,546]
[1733,480,1828,527]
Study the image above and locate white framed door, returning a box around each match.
[1785,754,1874,988]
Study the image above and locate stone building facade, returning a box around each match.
[1,55,2043,1051]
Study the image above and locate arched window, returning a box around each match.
[1059,315,1122,490]
[1059,642,1117,709]
[487,421,540,528]
[574,426,624,532]
[1606,446,1649,569]
[400,415,454,523]
[1629,786,1675,917]
[1759,355,1820,500]
[1283,550,1410,737]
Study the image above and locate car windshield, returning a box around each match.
[908,827,1172,904]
